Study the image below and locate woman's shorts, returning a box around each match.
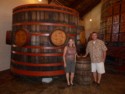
[65,60,75,73]
[91,62,105,74]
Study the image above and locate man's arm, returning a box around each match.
[83,43,89,57]
[103,51,107,62]
[101,41,108,62]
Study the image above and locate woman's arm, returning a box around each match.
[76,53,79,57]
[75,53,79,63]
[63,46,67,67]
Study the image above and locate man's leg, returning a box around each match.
[91,63,97,82]
[97,62,105,84]
[97,73,102,84]
[93,72,97,82]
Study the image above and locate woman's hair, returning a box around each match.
[67,38,76,48]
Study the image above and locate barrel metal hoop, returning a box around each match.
[31,33,77,36]
[13,4,78,14]
[12,45,64,49]
[13,22,76,28]
[13,8,78,17]
[11,59,63,67]
[11,67,65,76]
[12,51,63,56]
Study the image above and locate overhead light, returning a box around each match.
[38,0,42,2]
[89,19,92,22]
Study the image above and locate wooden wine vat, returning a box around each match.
[76,26,86,55]
[11,4,79,77]
[77,26,86,46]
[100,0,125,46]
[101,0,125,72]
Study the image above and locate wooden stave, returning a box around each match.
[75,57,92,85]
[13,14,78,26]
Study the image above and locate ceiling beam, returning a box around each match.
[48,0,52,4]
[49,0,101,18]
[57,0,73,6]
[79,0,101,18]
[69,0,82,8]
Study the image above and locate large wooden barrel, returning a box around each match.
[100,0,125,46]
[11,4,79,78]
[75,57,92,85]
[76,26,86,55]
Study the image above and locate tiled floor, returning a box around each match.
[0,70,125,94]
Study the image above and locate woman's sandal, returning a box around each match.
[71,83,74,86]
[67,83,70,87]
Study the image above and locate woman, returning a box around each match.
[63,38,78,86]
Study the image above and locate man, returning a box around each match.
[83,32,107,86]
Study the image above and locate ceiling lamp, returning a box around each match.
[38,0,42,2]
[89,19,92,22]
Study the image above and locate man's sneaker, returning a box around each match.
[96,83,101,88]
[92,81,97,85]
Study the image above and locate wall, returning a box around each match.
[0,0,48,71]
[80,2,102,39]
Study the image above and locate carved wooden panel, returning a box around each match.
[50,30,67,46]
[15,29,30,47]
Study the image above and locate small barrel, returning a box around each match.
[75,57,92,85]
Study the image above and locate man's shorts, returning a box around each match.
[91,62,105,74]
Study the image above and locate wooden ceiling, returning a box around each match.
[48,0,101,18]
